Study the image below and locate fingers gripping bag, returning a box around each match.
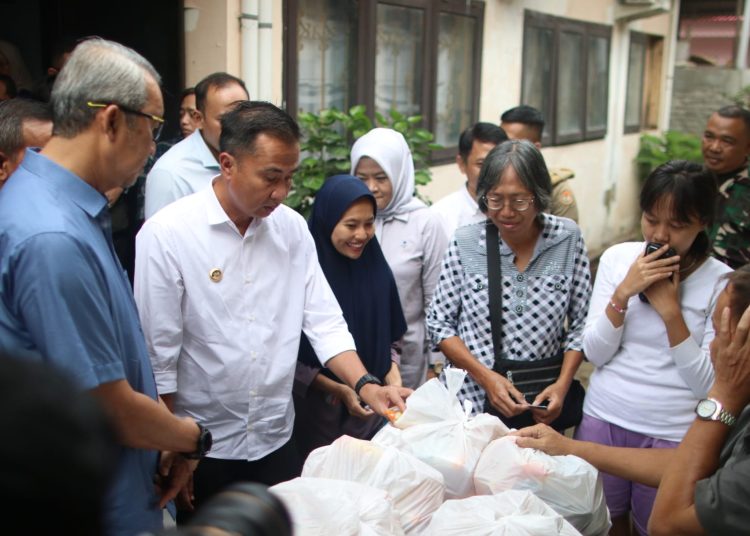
[270,477,405,536]
[302,435,445,534]
[372,368,509,498]
[473,436,611,536]
[426,489,581,535]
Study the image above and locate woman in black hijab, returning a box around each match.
[293,175,407,459]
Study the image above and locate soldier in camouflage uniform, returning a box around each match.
[501,105,579,223]
[702,105,750,269]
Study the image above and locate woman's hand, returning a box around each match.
[334,384,375,419]
[615,245,680,301]
[384,361,402,387]
[529,380,568,424]
[511,424,574,456]
[480,370,528,417]
[643,269,682,321]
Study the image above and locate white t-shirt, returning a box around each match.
[583,241,732,442]
[430,185,486,242]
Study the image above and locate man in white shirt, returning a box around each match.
[144,72,249,218]
[135,101,410,512]
[430,122,506,240]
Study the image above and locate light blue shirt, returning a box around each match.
[0,149,162,536]
[144,129,220,218]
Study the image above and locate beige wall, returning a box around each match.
[184,0,675,255]
[420,0,675,256]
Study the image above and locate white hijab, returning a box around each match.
[350,128,426,226]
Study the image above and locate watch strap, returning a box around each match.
[182,422,213,459]
[354,373,382,396]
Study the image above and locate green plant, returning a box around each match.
[724,85,750,108]
[635,130,703,182]
[287,105,442,217]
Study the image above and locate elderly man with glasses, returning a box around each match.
[0,38,211,536]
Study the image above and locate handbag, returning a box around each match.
[482,222,583,431]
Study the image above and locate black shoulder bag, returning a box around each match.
[483,222,584,431]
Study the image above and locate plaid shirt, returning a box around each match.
[427,214,591,413]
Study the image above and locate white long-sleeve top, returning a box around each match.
[583,242,731,442]
[134,185,356,461]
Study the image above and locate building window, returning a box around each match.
[521,10,611,146]
[285,0,484,161]
[625,32,663,133]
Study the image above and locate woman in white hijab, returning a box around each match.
[351,128,449,388]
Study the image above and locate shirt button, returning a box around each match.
[247,424,253,431]
[516,290,524,297]
[515,305,523,313]
[554,283,562,290]
[516,274,524,282]
[250,389,257,396]
[248,315,255,322]
[250,351,258,358]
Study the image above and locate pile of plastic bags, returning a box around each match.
[270,369,611,536]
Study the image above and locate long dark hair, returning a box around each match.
[640,160,717,264]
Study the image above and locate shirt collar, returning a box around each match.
[20,149,108,218]
[205,177,264,236]
[460,184,482,214]
[190,130,220,170]
[479,213,568,257]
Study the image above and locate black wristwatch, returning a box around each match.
[182,422,213,460]
[354,373,383,396]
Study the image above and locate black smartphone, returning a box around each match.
[525,394,549,410]
[639,242,678,303]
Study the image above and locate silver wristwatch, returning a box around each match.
[695,398,737,427]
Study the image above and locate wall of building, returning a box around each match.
[670,66,750,135]
[420,0,675,256]
[184,0,676,256]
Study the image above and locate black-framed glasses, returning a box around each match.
[87,101,165,141]
[482,195,535,212]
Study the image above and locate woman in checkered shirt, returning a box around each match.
[427,139,591,430]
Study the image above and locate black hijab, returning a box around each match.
[298,175,406,381]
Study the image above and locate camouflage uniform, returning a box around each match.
[548,167,579,223]
[710,167,750,269]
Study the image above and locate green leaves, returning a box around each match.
[635,130,703,182]
[286,106,442,217]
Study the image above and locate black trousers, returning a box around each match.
[178,437,302,523]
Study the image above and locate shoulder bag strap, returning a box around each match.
[486,222,503,364]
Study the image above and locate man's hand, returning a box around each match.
[480,369,528,417]
[358,383,412,415]
[156,451,199,509]
[709,303,750,412]
[512,423,573,456]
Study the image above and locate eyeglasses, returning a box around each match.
[86,101,165,141]
[482,195,535,212]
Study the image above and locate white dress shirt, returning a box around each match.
[134,185,356,460]
[430,184,486,241]
[144,130,220,218]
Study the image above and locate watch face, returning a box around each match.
[696,399,718,419]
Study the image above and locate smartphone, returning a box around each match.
[525,395,548,410]
[639,242,678,304]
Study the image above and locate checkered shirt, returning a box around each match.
[426,214,591,413]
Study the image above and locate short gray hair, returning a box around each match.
[476,139,552,213]
[51,38,161,137]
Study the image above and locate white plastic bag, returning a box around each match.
[372,368,508,498]
[270,477,405,536]
[302,435,445,534]
[426,489,581,535]
[474,436,611,536]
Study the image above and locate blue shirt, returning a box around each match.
[144,129,219,218]
[0,150,162,536]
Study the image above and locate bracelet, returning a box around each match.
[609,300,627,314]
